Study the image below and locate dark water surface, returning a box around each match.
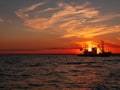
[0,55,120,90]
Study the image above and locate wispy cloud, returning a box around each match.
[15,1,120,39]
[0,18,4,23]
[62,25,120,38]
[15,1,46,19]
[117,37,120,40]
[16,1,99,31]
[105,42,120,48]
[91,14,120,23]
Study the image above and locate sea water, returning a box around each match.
[0,55,120,90]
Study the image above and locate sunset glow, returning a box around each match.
[88,48,92,52]
[79,41,102,54]
[0,0,120,54]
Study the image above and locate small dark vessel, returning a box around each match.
[77,41,111,57]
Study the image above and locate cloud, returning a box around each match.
[15,1,46,19]
[0,18,4,23]
[15,1,120,39]
[117,37,120,40]
[62,25,120,38]
[105,42,120,48]
[91,14,120,23]
[16,1,99,30]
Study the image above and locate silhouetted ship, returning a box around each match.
[77,41,111,57]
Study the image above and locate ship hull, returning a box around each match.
[77,52,111,57]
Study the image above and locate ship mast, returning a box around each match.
[101,41,104,53]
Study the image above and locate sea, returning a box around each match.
[0,54,120,90]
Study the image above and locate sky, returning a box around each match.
[0,0,120,54]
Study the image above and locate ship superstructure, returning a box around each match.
[78,41,111,57]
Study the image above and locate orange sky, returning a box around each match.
[0,40,119,54]
[0,0,120,54]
